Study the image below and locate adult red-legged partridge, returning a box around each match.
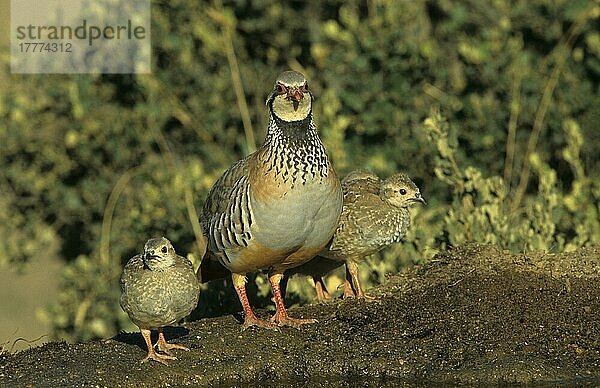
[198,71,343,329]
[120,237,200,364]
[288,171,425,301]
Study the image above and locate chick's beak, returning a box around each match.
[143,251,159,261]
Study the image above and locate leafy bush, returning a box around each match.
[1,0,598,341]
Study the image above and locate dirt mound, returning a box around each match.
[2,244,600,386]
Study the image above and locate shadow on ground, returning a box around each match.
[112,327,191,353]
[1,244,600,386]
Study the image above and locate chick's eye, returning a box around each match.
[400,189,407,195]
[302,82,309,92]
[276,84,287,94]
[161,246,168,253]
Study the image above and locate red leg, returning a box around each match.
[232,273,278,330]
[140,328,175,365]
[270,272,317,328]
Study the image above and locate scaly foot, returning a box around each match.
[156,331,189,355]
[356,292,377,302]
[342,279,356,299]
[140,329,176,365]
[271,312,318,328]
[158,341,189,353]
[314,277,332,303]
[342,279,375,301]
[233,274,279,331]
[269,272,318,328]
[141,348,177,365]
[242,314,280,331]
[343,289,376,301]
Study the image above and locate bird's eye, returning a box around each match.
[400,189,407,195]
[161,246,168,253]
[276,84,287,95]
[302,82,309,92]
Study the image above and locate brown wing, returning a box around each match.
[329,191,380,253]
[201,155,254,262]
[201,158,248,230]
[119,254,143,294]
[330,193,410,258]
[327,171,381,253]
[341,170,380,196]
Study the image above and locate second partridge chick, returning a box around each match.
[288,171,425,301]
[120,237,200,365]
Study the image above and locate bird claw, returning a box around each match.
[271,314,318,329]
[241,316,280,331]
[342,282,356,299]
[141,351,177,366]
[156,342,190,355]
[343,292,377,302]
[314,281,332,303]
[358,293,377,302]
[315,290,332,303]
[342,280,375,301]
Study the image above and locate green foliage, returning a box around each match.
[1,0,598,341]
[38,254,131,341]
[420,110,600,253]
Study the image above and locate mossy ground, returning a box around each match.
[2,244,599,386]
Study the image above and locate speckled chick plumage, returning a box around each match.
[198,70,342,328]
[327,171,424,259]
[120,237,199,364]
[289,171,425,300]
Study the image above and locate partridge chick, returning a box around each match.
[120,237,200,364]
[288,171,425,301]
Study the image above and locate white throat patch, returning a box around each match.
[272,94,312,122]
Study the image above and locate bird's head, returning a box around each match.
[380,173,426,208]
[142,237,176,270]
[267,70,312,122]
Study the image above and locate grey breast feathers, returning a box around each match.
[120,253,199,327]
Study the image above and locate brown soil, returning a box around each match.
[1,244,600,386]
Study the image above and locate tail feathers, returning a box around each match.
[196,255,230,283]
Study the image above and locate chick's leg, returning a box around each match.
[342,278,356,298]
[313,276,332,302]
[346,260,375,301]
[156,328,189,355]
[140,328,176,365]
